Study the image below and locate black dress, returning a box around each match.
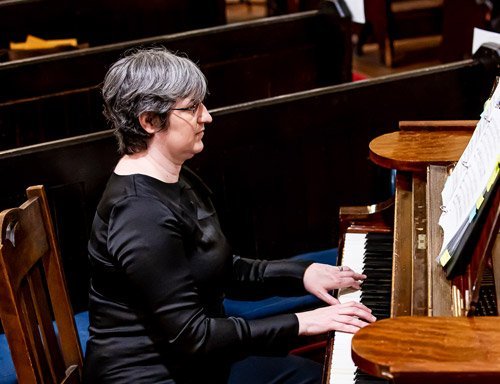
[83,168,312,383]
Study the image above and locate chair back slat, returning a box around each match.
[22,281,51,382]
[29,186,84,370]
[0,185,83,383]
[30,268,66,380]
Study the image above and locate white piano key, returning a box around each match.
[329,232,367,384]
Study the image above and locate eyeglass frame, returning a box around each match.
[171,102,203,115]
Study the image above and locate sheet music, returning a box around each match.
[344,0,365,24]
[438,79,500,266]
[472,28,500,55]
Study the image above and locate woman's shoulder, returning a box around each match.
[181,166,213,195]
[97,173,182,220]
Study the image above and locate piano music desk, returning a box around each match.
[352,316,500,384]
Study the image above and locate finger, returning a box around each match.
[339,306,377,323]
[341,317,372,332]
[337,278,363,290]
[338,301,373,313]
[351,272,367,280]
[340,270,366,279]
[340,266,366,278]
[330,315,370,334]
[336,324,363,334]
[318,290,339,305]
[353,280,364,290]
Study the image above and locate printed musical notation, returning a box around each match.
[438,78,500,269]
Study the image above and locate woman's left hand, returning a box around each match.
[303,263,366,305]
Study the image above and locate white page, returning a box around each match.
[344,0,365,24]
[438,80,500,263]
[472,28,500,54]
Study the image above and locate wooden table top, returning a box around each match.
[369,130,473,172]
[351,316,500,383]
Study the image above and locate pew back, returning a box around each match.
[0,8,351,150]
[0,0,225,50]
[0,49,497,311]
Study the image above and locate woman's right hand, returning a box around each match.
[295,301,376,336]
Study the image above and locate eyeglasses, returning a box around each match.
[171,102,201,115]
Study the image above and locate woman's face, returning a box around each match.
[153,97,212,164]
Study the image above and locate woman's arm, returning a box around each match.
[228,256,313,299]
[108,197,299,356]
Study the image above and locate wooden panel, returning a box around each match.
[398,120,478,130]
[411,173,428,315]
[392,172,413,316]
[427,165,453,315]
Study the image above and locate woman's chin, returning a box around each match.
[189,142,204,157]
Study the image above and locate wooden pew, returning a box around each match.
[0,6,352,150]
[0,45,497,311]
[78,0,226,47]
[0,0,225,50]
[0,0,76,50]
[358,0,489,67]
[357,0,443,67]
[267,0,320,16]
[440,0,490,62]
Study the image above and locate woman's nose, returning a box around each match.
[198,103,213,124]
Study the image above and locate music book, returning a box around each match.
[438,77,500,276]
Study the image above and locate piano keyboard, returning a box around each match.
[328,232,393,384]
[475,267,498,316]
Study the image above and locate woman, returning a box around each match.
[83,47,375,384]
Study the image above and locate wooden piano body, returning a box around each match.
[352,316,500,384]
[0,45,498,315]
[324,120,500,383]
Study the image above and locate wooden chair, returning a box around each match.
[0,185,83,383]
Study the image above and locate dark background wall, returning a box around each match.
[0,0,226,49]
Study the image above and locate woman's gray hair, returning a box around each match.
[102,47,208,155]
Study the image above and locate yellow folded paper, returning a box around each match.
[10,35,78,50]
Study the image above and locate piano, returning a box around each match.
[323,121,500,384]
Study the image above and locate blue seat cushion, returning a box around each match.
[0,333,15,384]
[223,248,337,320]
[74,310,90,354]
[0,311,89,384]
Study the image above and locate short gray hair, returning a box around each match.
[102,47,208,155]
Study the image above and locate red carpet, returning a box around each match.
[352,71,368,81]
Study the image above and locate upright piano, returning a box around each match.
[323,120,500,384]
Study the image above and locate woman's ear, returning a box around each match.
[138,112,159,134]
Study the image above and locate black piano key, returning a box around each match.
[331,231,393,384]
[356,232,393,383]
